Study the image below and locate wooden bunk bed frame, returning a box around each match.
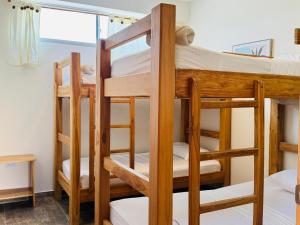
[54,53,230,225]
[95,3,300,225]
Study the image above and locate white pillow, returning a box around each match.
[173,142,210,160]
[270,169,297,194]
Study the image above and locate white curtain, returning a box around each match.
[9,0,40,66]
[108,17,149,62]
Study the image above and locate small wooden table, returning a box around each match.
[0,154,36,207]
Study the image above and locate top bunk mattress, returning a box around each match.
[111,45,300,77]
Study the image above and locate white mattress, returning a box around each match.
[111,45,300,77]
[62,152,221,189]
[110,176,295,225]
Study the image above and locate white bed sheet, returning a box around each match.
[110,176,295,225]
[111,45,300,77]
[62,151,221,189]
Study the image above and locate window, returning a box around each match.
[40,8,98,44]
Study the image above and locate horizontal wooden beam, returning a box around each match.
[104,157,149,196]
[200,195,256,214]
[200,129,220,139]
[57,86,71,97]
[201,100,257,109]
[105,15,151,50]
[110,124,131,128]
[200,148,258,161]
[0,187,33,201]
[110,148,130,154]
[0,154,36,164]
[279,142,298,153]
[111,99,131,104]
[58,133,70,145]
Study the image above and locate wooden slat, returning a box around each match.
[105,73,150,97]
[57,133,70,145]
[200,148,258,161]
[89,89,95,192]
[199,195,256,214]
[297,95,300,225]
[110,148,130,153]
[149,4,176,225]
[105,15,151,50]
[111,99,131,104]
[110,124,130,128]
[0,187,33,201]
[58,170,70,195]
[104,157,149,196]
[279,142,298,153]
[103,220,113,225]
[180,99,189,142]
[129,97,135,169]
[0,154,36,164]
[200,129,219,139]
[201,100,257,109]
[57,86,71,97]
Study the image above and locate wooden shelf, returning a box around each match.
[0,187,33,201]
[0,154,36,164]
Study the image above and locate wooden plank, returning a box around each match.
[54,62,63,201]
[180,99,189,142]
[269,100,285,174]
[176,69,300,99]
[297,96,300,225]
[57,133,70,145]
[110,148,130,154]
[200,129,219,139]
[149,4,176,225]
[104,157,149,196]
[69,52,81,225]
[200,148,258,161]
[253,81,265,225]
[0,188,33,201]
[220,101,232,186]
[104,73,150,97]
[129,97,135,169]
[110,124,130,128]
[58,171,70,195]
[201,100,257,109]
[279,142,298,153]
[0,154,36,164]
[111,99,131,104]
[103,220,113,225]
[105,15,151,50]
[89,88,95,192]
[95,40,111,225]
[189,79,201,225]
[30,160,35,207]
[200,195,256,214]
[57,86,71,97]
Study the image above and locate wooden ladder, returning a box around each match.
[189,79,265,225]
[110,97,135,169]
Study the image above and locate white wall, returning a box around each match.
[0,1,184,193]
[188,0,300,184]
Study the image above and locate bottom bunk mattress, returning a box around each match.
[110,170,296,225]
[62,143,221,189]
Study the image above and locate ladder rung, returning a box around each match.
[200,148,258,161]
[58,133,70,145]
[111,99,131,104]
[201,100,257,109]
[199,195,256,214]
[111,148,130,153]
[111,124,131,128]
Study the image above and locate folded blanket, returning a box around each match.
[81,65,95,75]
[146,25,195,46]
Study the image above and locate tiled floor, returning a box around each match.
[0,196,94,225]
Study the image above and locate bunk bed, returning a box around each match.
[54,53,231,225]
[94,3,300,225]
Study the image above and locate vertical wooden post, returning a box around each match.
[69,52,81,225]
[95,40,111,225]
[253,81,264,225]
[189,80,201,225]
[180,99,189,142]
[89,89,95,192]
[54,63,63,201]
[297,96,300,225]
[149,4,176,225]
[269,100,284,175]
[30,160,35,207]
[129,97,135,169]
[219,101,232,186]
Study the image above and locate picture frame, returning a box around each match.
[232,39,273,57]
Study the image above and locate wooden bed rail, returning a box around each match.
[105,14,151,50]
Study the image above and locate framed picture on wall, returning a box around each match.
[232,39,273,57]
